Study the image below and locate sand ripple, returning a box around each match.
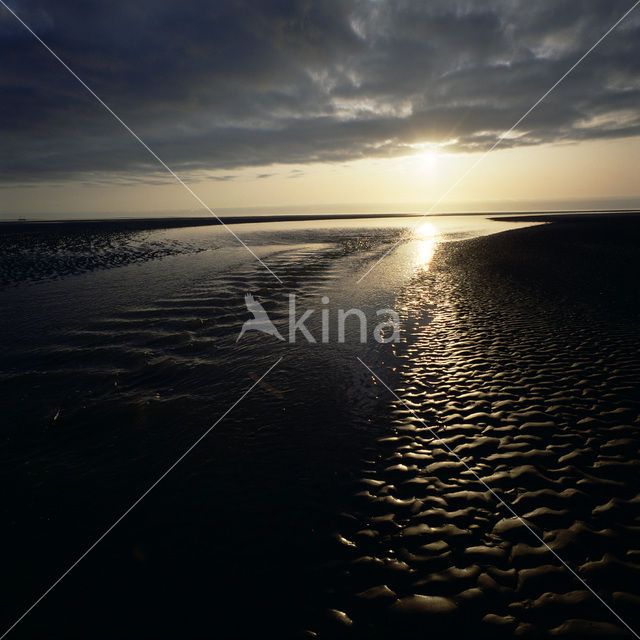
[319,227,640,638]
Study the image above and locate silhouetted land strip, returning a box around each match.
[490,211,640,224]
[2,209,640,233]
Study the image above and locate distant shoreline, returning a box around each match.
[2,208,640,232]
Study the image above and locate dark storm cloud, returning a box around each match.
[1,0,639,182]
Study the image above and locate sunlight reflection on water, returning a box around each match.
[413,221,439,271]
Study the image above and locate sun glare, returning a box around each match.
[415,221,438,239]
[405,143,442,174]
[413,221,439,271]
[414,149,439,170]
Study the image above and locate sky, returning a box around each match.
[1,0,639,219]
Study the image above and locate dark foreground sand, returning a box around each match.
[2,216,640,639]
[318,216,640,638]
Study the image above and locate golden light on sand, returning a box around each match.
[414,221,439,271]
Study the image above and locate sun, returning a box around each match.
[415,149,439,171]
[406,142,442,173]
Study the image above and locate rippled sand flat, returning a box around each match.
[319,218,640,638]
[2,216,639,638]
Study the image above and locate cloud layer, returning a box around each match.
[2,0,639,182]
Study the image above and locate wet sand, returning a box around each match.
[320,216,640,638]
[2,215,640,638]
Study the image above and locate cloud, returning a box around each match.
[1,0,639,183]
